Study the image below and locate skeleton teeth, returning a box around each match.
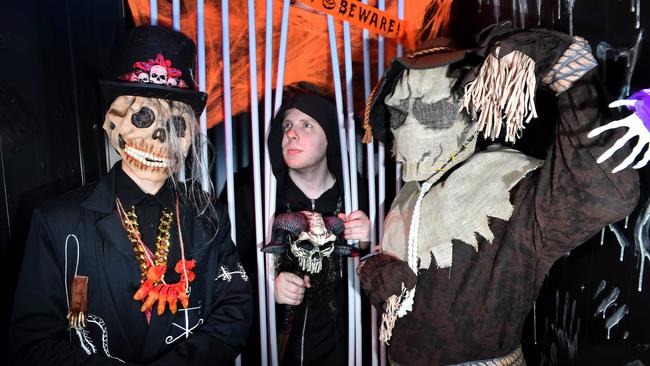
[124,145,169,168]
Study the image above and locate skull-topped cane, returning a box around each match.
[261,211,357,362]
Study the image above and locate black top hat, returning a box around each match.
[99,25,207,117]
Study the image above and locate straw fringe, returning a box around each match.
[379,283,409,344]
[462,46,538,143]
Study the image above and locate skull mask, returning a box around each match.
[289,212,337,274]
[103,95,195,183]
[386,66,477,183]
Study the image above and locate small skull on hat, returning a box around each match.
[119,53,188,88]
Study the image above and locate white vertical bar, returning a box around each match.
[361,2,378,364]
[262,0,277,363]
[326,15,355,366]
[149,0,158,25]
[377,1,387,363]
[265,1,291,365]
[172,1,184,182]
[272,0,291,114]
[394,0,404,191]
[196,1,209,193]
[221,2,241,366]
[342,20,362,366]
[171,2,184,180]
[222,0,236,236]
[247,0,269,364]
[172,0,180,30]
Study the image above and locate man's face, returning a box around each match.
[103,96,194,184]
[281,108,328,171]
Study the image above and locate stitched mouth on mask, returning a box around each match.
[122,141,175,170]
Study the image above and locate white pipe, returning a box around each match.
[196,0,210,193]
[377,1,387,363]
[361,1,378,364]
[171,0,185,182]
[149,0,158,25]
[247,0,269,364]
[262,1,276,363]
[326,15,355,366]
[172,0,180,30]
[342,20,362,366]
[220,3,240,366]
[221,0,236,240]
[395,0,404,192]
[273,0,291,114]
[265,1,291,365]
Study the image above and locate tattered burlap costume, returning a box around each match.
[359,28,639,365]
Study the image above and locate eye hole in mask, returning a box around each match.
[131,106,156,128]
[297,241,315,251]
[412,98,459,130]
[387,98,410,129]
[166,115,188,138]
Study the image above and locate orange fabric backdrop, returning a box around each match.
[127,0,453,127]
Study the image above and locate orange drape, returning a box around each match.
[127,0,453,127]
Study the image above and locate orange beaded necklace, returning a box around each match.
[115,195,196,318]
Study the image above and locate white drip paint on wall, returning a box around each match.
[595,30,644,102]
[518,0,529,28]
[564,0,576,36]
[608,223,630,262]
[593,280,607,300]
[605,304,629,339]
[494,0,501,22]
[595,287,620,319]
[634,199,650,291]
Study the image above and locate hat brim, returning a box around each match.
[99,80,207,117]
[397,49,468,70]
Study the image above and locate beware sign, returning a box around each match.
[297,0,404,39]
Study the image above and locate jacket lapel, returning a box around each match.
[96,212,149,360]
[82,166,140,360]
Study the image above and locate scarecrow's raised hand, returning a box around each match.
[588,89,650,173]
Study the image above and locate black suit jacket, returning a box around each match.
[10,165,252,365]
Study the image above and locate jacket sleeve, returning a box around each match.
[532,70,639,278]
[149,205,253,365]
[233,180,257,283]
[358,253,418,308]
[10,209,128,366]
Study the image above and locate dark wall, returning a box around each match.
[0,0,125,356]
[2,0,649,364]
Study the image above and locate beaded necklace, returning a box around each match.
[115,196,196,318]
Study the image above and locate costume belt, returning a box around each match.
[445,345,525,366]
[389,345,526,366]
